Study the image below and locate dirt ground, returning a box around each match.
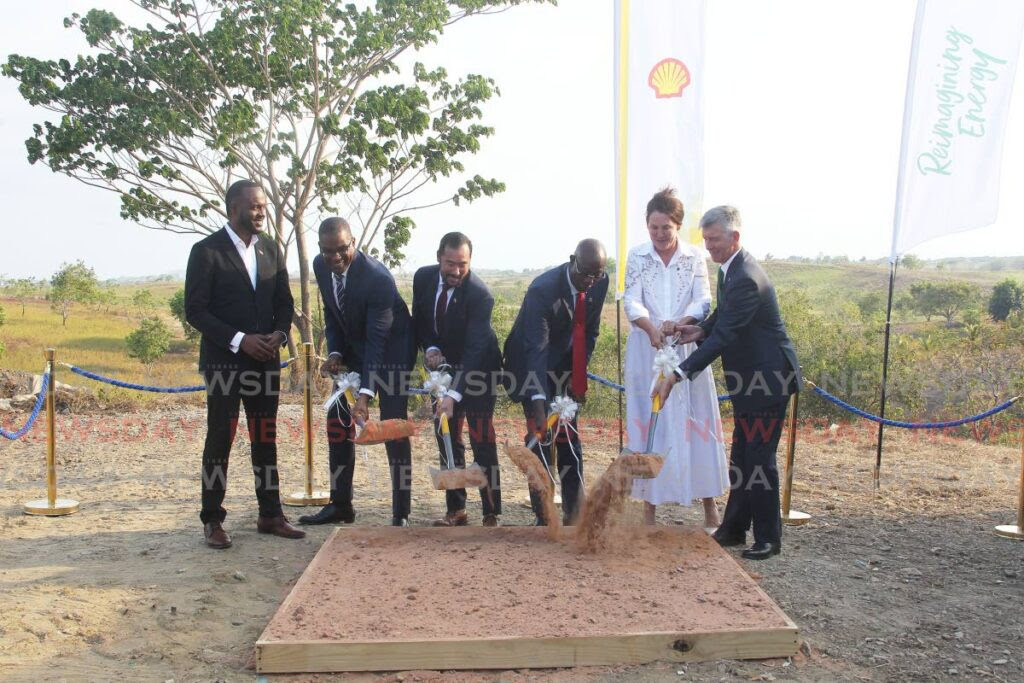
[1,402,1022,682]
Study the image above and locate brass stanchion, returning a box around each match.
[24,349,79,516]
[781,390,810,526]
[994,421,1024,540]
[285,343,330,506]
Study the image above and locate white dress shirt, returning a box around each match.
[427,274,462,402]
[224,224,257,353]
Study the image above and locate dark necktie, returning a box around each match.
[571,291,587,398]
[434,283,451,335]
[334,273,347,328]
[716,267,725,303]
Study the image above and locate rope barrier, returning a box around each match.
[63,360,294,394]
[588,371,730,402]
[1,371,49,440]
[806,380,1020,429]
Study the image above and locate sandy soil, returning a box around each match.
[1,404,1023,681]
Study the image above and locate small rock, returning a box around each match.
[853,560,869,570]
[1003,569,1017,578]
[233,571,246,582]
[271,556,279,562]
[993,659,1008,665]
[900,567,923,577]
[930,547,942,554]
[948,668,958,675]
[231,619,243,626]
[176,568,186,574]
[170,606,177,615]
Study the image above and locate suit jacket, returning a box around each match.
[314,250,414,394]
[411,266,502,398]
[679,248,800,412]
[184,227,292,372]
[502,263,608,401]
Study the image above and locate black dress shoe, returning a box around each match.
[392,517,410,527]
[742,542,781,560]
[711,528,746,547]
[298,504,355,525]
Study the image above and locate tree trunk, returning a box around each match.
[292,210,313,346]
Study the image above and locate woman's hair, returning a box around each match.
[645,187,684,226]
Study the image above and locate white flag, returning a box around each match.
[891,0,1024,260]
[614,0,706,295]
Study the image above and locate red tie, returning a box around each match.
[571,291,587,398]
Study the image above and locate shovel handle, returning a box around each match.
[652,393,662,414]
[439,412,451,435]
[525,412,561,450]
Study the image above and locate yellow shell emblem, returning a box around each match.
[648,58,691,99]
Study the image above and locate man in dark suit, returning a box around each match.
[655,206,800,561]
[503,239,609,525]
[185,179,305,549]
[298,217,416,527]
[411,232,503,527]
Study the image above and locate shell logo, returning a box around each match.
[648,58,691,99]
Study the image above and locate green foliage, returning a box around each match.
[168,287,200,344]
[0,303,5,327]
[131,288,156,314]
[3,0,551,341]
[988,278,1024,322]
[3,277,44,315]
[48,260,100,326]
[900,254,922,269]
[909,280,979,324]
[125,316,172,365]
[856,291,885,319]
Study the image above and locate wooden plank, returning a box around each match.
[257,626,799,673]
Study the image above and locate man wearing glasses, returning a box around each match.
[502,239,609,526]
[299,217,416,527]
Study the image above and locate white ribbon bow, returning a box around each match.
[651,344,682,394]
[323,372,361,412]
[423,370,453,399]
[549,395,579,424]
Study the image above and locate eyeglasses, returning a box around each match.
[572,260,605,281]
[320,240,356,258]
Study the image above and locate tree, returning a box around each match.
[168,287,200,344]
[909,280,978,324]
[132,288,157,315]
[901,254,922,270]
[856,291,885,319]
[4,277,44,315]
[988,278,1024,322]
[4,0,550,346]
[126,316,172,366]
[48,261,99,326]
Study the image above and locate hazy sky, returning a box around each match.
[3,0,1024,280]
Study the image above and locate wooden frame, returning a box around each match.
[256,528,798,673]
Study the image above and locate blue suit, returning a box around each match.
[502,263,608,522]
[314,251,415,520]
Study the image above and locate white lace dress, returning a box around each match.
[623,242,729,505]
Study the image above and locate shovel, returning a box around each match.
[620,387,666,479]
[429,411,487,490]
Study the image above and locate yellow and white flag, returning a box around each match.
[614,0,706,296]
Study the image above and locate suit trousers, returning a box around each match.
[433,393,501,516]
[199,365,283,524]
[521,401,584,524]
[719,400,789,545]
[326,390,412,520]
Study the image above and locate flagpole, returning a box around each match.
[614,0,630,453]
[874,259,898,489]
[877,0,926,488]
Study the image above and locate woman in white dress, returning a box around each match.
[624,188,728,527]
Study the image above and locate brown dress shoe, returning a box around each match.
[482,514,500,528]
[431,510,469,527]
[256,515,306,539]
[204,522,232,549]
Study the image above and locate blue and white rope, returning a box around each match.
[807,382,1020,429]
[62,359,295,394]
[1,372,49,440]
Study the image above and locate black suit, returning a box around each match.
[184,227,293,524]
[502,263,608,522]
[314,251,415,520]
[411,266,503,516]
[678,248,799,545]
